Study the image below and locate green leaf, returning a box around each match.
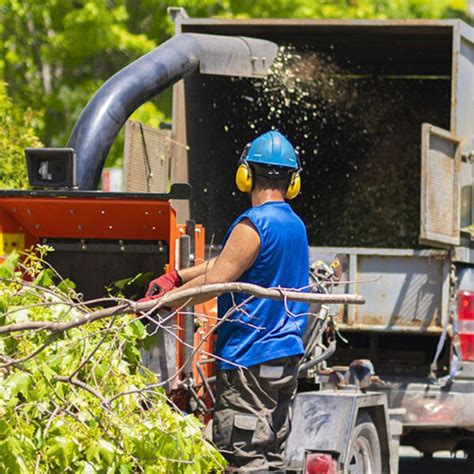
[33,269,54,288]
[6,372,32,400]
[98,439,116,464]
[119,463,132,474]
[57,278,76,295]
[0,420,9,437]
[0,251,19,278]
[46,436,77,468]
[129,319,146,340]
[86,442,99,463]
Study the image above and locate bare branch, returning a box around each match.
[0,333,60,369]
[54,376,111,409]
[0,282,364,335]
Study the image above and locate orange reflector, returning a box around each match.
[305,453,337,474]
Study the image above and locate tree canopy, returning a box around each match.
[0,81,42,189]
[0,0,471,177]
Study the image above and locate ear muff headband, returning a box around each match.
[235,143,302,199]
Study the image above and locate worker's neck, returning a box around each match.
[251,189,285,207]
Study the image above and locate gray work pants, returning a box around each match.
[212,356,300,472]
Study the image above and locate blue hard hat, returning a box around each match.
[243,131,299,170]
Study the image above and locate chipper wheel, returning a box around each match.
[345,411,382,474]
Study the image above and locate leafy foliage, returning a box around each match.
[0,249,225,473]
[223,0,468,19]
[0,0,156,163]
[0,0,470,174]
[0,82,42,189]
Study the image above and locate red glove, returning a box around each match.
[145,269,182,299]
[137,295,155,303]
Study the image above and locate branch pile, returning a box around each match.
[0,249,364,473]
[0,251,225,473]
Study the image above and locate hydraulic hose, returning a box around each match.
[299,340,337,374]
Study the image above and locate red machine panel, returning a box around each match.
[0,196,174,242]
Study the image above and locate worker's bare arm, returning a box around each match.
[168,219,260,307]
[178,257,217,284]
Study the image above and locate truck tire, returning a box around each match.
[344,411,382,474]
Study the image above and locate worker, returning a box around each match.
[143,131,309,472]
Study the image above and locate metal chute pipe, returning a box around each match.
[179,234,193,377]
[68,33,278,189]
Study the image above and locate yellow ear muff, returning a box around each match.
[285,172,301,200]
[235,162,253,193]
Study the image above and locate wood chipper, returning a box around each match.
[0,183,218,397]
[0,31,282,416]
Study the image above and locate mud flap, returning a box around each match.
[285,391,392,473]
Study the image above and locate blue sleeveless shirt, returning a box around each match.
[216,201,309,370]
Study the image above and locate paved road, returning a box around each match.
[399,458,472,473]
[399,448,473,473]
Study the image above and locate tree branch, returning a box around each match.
[0,282,364,335]
[54,375,111,409]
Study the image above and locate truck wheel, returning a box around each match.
[345,411,382,474]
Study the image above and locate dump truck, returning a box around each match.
[168,11,474,472]
[1,8,474,474]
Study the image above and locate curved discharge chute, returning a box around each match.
[67,33,278,190]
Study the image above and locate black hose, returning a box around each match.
[299,340,337,374]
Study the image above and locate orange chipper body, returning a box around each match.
[0,189,217,410]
